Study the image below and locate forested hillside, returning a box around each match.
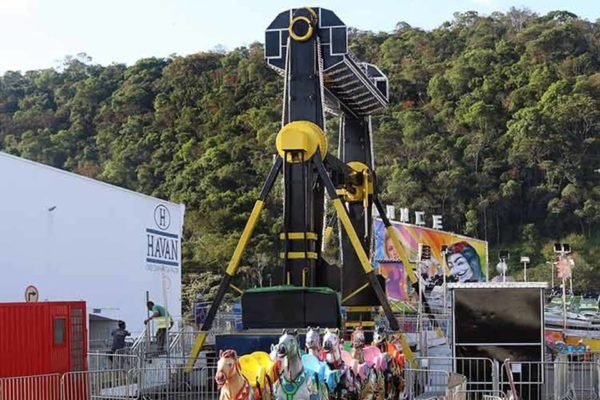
[1,9,599,303]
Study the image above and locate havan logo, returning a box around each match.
[154,204,171,230]
[146,204,179,272]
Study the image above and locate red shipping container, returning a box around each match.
[0,301,87,378]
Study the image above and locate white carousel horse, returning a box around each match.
[323,328,361,399]
[272,329,323,400]
[305,327,322,359]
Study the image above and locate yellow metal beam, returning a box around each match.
[279,232,318,240]
[279,251,318,260]
[398,333,416,368]
[226,200,264,275]
[345,306,377,312]
[185,331,208,371]
[331,198,373,273]
[346,321,376,327]
[342,283,369,303]
[229,283,243,295]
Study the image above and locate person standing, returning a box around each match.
[109,320,130,366]
[144,301,171,351]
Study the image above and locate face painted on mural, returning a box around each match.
[447,253,473,282]
[385,237,400,259]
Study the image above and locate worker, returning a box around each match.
[144,301,171,351]
[109,320,130,366]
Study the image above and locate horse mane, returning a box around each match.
[221,349,238,359]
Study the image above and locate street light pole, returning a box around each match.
[520,256,530,282]
[546,261,555,289]
[562,277,567,331]
[554,243,572,333]
[441,245,448,313]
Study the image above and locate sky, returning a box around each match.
[0,0,598,73]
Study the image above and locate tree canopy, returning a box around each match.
[1,10,599,307]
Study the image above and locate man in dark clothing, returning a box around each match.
[109,320,130,366]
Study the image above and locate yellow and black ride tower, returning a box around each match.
[186,7,412,369]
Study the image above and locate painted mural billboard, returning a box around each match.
[373,218,488,301]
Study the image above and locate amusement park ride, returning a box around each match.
[186,6,419,370]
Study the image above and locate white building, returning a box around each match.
[0,152,185,342]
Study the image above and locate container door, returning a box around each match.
[69,305,85,371]
[51,314,70,372]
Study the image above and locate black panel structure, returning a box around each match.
[242,286,341,329]
[265,7,388,116]
[450,283,546,400]
[454,289,542,344]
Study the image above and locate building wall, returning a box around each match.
[0,152,184,334]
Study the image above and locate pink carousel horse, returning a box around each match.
[345,327,377,399]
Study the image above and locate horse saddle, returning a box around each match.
[302,353,340,390]
[363,345,387,371]
[387,342,405,369]
[239,351,275,389]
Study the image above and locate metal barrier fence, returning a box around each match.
[446,373,468,399]
[127,364,218,400]
[416,356,500,395]
[62,370,130,400]
[405,367,450,398]
[0,374,61,400]
[453,390,508,400]
[88,351,140,372]
[500,358,600,400]
[3,355,597,400]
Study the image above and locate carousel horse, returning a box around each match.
[239,351,275,400]
[346,327,377,400]
[305,327,323,360]
[302,327,339,395]
[372,325,405,399]
[216,349,255,400]
[273,329,323,400]
[323,328,361,399]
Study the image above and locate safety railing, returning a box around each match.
[416,356,500,394]
[88,351,141,372]
[128,363,219,399]
[0,374,61,400]
[446,372,468,399]
[404,367,451,398]
[2,355,598,400]
[453,389,508,400]
[61,369,131,400]
[1,356,220,400]
[500,358,600,400]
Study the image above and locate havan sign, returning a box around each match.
[146,204,180,273]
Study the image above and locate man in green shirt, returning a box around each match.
[144,301,171,351]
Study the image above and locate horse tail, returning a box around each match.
[265,372,273,400]
[255,378,262,400]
